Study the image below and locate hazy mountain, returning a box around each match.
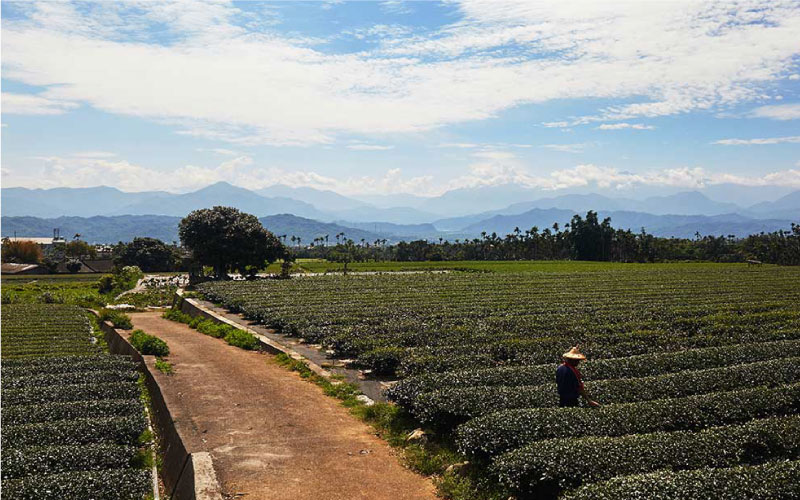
[330,206,441,224]
[701,184,797,206]
[506,193,630,213]
[336,221,440,237]
[351,192,431,209]
[2,215,182,243]
[1,186,168,218]
[418,184,541,215]
[458,208,794,239]
[110,181,327,219]
[256,184,366,212]
[259,214,384,244]
[747,191,800,220]
[633,191,742,216]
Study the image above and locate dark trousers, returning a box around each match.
[559,397,579,407]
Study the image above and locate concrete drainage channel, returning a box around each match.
[93,312,224,500]
[174,289,388,404]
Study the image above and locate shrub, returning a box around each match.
[2,444,137,480]
[562,460,800,500]
[388,339,800,406]
[99,309,133,330]
[2,399,143,426]
[129,329,169,357]
[493,416,800,495]
[1,468,151,500]
[2,415,147,448]
[96,275,114,294]
[224,328,259,350]
[411,357,800,423]
[456,383,800,456]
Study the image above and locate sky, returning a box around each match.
[1,0,800,198]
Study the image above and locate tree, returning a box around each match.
[179,206,285,278]
[65,259,82,273]
[114,237,179,271]
[1,240,43,264]
[329,239,363,274]
[65,240,97,259]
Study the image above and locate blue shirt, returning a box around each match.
[556,364,580,402]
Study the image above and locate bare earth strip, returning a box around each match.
[129,312,436,500]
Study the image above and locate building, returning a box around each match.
[1,263,48,275]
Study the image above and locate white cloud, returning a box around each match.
[541,143,588,153]
[2,92,79,115]
[749,104,800,120]
[596,123,655,130]
[789,74,800,80]
[438,142,480,148]
[2,1,799,144]
[346,144,395,151]
[714,136,800,145]
[542,121,569,128]
[196,148,241,156]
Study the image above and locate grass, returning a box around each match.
[272,353,510,500]
[154,358,173,375]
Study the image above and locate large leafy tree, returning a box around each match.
[114,237,180,271]
[179,206,285,278]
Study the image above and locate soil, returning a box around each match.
[129,312,437,500]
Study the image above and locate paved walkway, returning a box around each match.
[130,312,436,500]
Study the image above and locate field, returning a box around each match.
[1,303,152,499]
[198,262,800,498]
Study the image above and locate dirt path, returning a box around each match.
[129,312,436,500]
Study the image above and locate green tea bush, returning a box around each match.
[2,399,143,426]
[456,383,800,456]
[4,382,140,406]
[2,414,147,448]
[493,416,800,495]
[562,460,800,500]
[2,444,137,480]
[388,339,800,406]
[129,329,170,357]
[412,357,800,423]
[2,368,139,390]
[1,468,151,500]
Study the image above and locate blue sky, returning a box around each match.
[2,0,799,197]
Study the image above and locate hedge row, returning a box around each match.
[2,415,147,448]
[395,328,800,377]
[3,381,140,406]
[388,339,800,406]
[1,355,136,376]
[1,468,151,500]
[2,368,139,390]
[412,357,800,423]
[163,308,260,350]
[493,415,800,495]
[2,444,137,480]
[562,459,800,500]
[2,399,143,426]
[456,383,800,456]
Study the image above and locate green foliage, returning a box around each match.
[562,460,800,500]
[129,329,170,357]
[456,384,800,456]
[411,357,800,423]
[388,339,800,407]
[1,305,151,498]
[1,468,151,500]
[494,416,800,495]
[1,239,43,263]
[99,308,133,329]
[178,206,285,277]
[113,237,180,272]
[223,328,259,350]
[154,357,173,375]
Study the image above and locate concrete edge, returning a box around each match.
[91,310,224,500]
[174,289,333,379]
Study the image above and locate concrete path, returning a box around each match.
[130,312,436,500]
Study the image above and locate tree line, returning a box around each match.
[295,211,800,266]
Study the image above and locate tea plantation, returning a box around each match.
[198,263,800,498]
[1,304,152,499]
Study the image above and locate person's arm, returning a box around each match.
[579,386,600,407]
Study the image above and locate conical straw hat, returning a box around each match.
[562,346,586,360]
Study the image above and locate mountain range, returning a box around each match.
[1,182,797,244]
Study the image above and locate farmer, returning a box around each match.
[556,346,600,408]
